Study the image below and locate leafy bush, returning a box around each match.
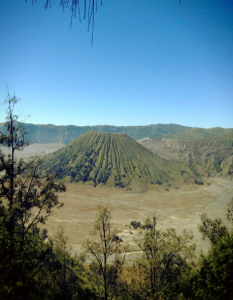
[130,221,141,229]
[156,179,162,185]
[195,179,204,185]
[112,235,123,242]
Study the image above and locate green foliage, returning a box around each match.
[188,201,233,300]
[189,233,233,300]
[129,216,196,300]
[130,219,153,230]
[84,206,127,300]
[198,213,229,245]
[227,197,233,223]
[194,179,204,185]
[155,179,163,185]
[34,227,97,300]
[0,94,66,299]
[112,235,123,242]
[130,221,141,229]
[0,211,52,299]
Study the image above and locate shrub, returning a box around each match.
[156,180,162,185]
[130,221,141,229]
[195,179,204,185]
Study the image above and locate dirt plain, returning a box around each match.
[43,177,233,256]
[0,143,65,159]
[1,144,233,257]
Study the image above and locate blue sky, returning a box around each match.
[0,0,232,128]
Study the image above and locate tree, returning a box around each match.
[190,234,233,300]
[198,213,229,245]
[0,92,66,299]
[227,197,233,223]
[189,199,233,300]
[84,206,127,300]
[48,227,75,300]
[35,227,90,300]
[27,0,182,44]
[27,0,100,42]
[130,216,196,300]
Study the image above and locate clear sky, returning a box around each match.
[0,0,232,128]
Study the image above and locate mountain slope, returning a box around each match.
[42,132,193,187]
[138,134,233,177]
[166,127,233,141]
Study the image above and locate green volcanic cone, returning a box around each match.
[42,132,193,187]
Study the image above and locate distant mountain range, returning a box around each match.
[0,122,232,144]
[41,132,194,187]
[0,123,190,143]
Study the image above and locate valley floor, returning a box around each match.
[41,177,233,255]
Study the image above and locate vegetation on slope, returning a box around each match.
[41,132,192,187]
[167,127,233,141]
[138,133,233,177]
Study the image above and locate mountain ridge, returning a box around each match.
[1,122,232,144]
[138,133,233,178]
[166,127,233,140]
[0,123,190,143]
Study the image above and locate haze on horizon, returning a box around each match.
[0,0,232,129]
[0,121,231,131]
